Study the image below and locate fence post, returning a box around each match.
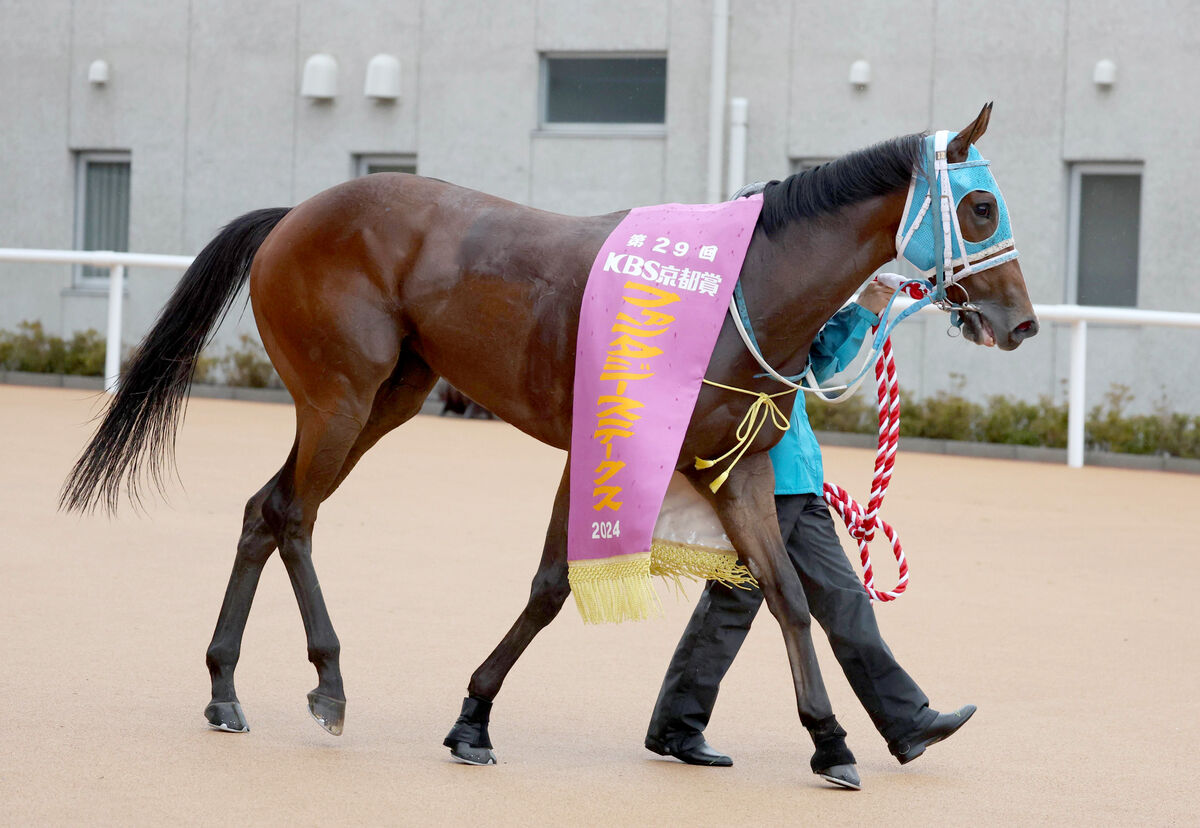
[1067,318,1087,468]
[104,263,125,394]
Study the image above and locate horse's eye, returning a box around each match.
[974,202,992,218]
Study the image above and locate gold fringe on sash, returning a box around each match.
[569,553,661,625]
[649,540,757,590]
[569,545,759,625]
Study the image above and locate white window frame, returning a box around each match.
[74,150,132,287]
[537,52,668,136]
[1065,162,1143,305]
[354,153,418,177]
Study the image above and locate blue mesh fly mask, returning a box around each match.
[894,130,1019,311]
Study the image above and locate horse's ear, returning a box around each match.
[946,102,993,162]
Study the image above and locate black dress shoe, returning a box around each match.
[890,704,977,765]
[645,737,733,766]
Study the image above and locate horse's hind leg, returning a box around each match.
[202,349,437,735]
[258,394,372,735]
[204,469,285,732]
[322,350,439,499]
[444,459,571,765]
[263,347,439,735]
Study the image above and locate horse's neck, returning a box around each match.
[749,192,906,372]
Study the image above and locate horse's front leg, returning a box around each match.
[694,452,859,789]
[443,458,572,765]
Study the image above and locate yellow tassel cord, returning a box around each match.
[569,553,663,625]
[694,380,795,492]
[649,539,758,590]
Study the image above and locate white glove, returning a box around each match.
[874,272,928,300]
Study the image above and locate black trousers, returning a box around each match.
[646,493,936,751]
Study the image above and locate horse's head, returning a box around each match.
[896,104,1039,350]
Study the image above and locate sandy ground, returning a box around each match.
[2,384,1198,826]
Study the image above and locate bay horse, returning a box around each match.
[61,104,1037,786]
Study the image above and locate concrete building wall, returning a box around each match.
[0,1,76,331]
[1,0,1198,412]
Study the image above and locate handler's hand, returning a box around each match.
[856,280,893,316]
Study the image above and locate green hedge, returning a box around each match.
[0,322,281,389]
[805,377,1200,459]
[0,321,106,376]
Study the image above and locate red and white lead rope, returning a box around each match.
[821,320,912,602]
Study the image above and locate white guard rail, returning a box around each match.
[3,247,1200,468]
[894,298,1200,468]
[0,248,193,394]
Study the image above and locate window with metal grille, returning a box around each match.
[75,152,131,284]
[1068,164,1141,307]
[540,54,667,128]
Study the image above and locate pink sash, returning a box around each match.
[567,196,763,623]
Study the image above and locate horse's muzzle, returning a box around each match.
[960,308,1038,350]
[1006,316,1039,349]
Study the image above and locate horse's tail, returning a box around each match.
[60,207,291,514]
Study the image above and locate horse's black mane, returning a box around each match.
[759,133,926,235]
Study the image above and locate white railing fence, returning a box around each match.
[3,247,1200,468]
[0,248,193,393]
[893,298,1200,467]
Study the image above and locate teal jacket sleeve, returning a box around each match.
[807,302,879,384]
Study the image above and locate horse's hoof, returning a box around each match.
[204,701,249,733]
[448,740,497,765]
[307,691,346,736]
[815,764,861,791]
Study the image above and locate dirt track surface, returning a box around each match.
[3,385,1198,825]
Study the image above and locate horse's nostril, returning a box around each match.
[1014,319,1038,338]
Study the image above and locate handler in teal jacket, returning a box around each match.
[767,300,881,495]
[645,281,975,776]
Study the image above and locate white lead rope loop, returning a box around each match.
[726,288,900,405]
[727,294,878,400]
